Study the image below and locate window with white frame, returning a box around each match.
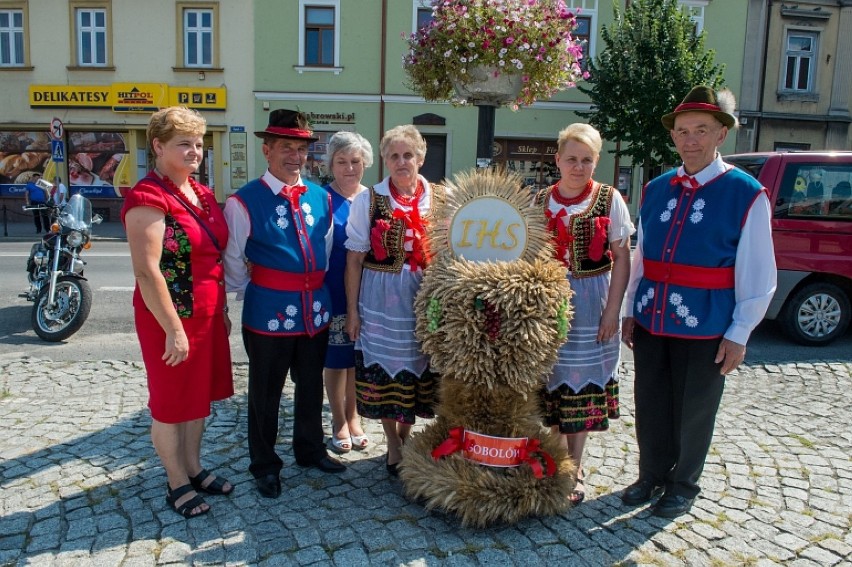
[75,7,107,66]
[413,0,432,32]
[184,8,213,67]
[783,30,817,92]
[0,8,25,66]
[679,0,707,34]
[569,1,597,65]
[299,0,339,68]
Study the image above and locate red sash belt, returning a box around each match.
[643,259,734,289]
[251,265,324,291]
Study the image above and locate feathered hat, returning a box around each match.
[661,85,737,130]
[254,109,318,141]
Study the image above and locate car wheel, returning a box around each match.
[781,282,851,346]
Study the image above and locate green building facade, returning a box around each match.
[252,0,748,214]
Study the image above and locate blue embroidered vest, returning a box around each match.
[633,168,764,338]
[235,178,332,336]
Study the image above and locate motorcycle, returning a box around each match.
[21,188,103,342]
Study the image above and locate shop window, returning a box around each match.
[782,30,817,93]
[299,0,339,69]
[0,6,27,67]
[493,138,559,192]
[69,1,112,68]
[304,132,332,186]
[67,131,128,198]
[0,131,50,196]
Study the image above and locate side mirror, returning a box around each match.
[92,214,104,225]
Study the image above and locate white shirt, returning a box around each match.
[223,170,334,300]
[625,155,777,345]
[53,183,68,207]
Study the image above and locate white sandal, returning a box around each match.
[350,434,370,450]
[330,436,351,453]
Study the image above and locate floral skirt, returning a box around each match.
[354,351,438,425]
[541,379,619,434]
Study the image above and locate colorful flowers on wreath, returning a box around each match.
[403,0,587,107]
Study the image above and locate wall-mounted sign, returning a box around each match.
[306,112,356,125]
[229,129,248,193]
[30,86,111,108]
[169,87,227,110]
[29,84,227,112]
[112,83,168,112]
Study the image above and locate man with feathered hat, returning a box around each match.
[223,109,345,499]
[621,86,777,518]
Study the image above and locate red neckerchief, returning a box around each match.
[670,174,699,189]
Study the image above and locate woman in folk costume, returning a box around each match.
[538,123,634,503]
[344,124,441,476]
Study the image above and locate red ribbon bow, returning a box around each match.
[431,427,473,460]
[518,439,557,479]
[392,207,429,271]
[281,184,308,206]
[670,174,700,189]
[545,208,572,267]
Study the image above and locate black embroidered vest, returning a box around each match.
[537,183,615,278]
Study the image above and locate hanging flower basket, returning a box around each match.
[451,65,524,106]
[404,0,588,108]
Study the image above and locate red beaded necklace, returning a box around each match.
[551,179,593,207]
[158,172,212,221]
[389,178,423,206]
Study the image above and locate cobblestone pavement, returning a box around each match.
[0,357,850,566]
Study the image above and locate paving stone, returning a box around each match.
[1,359,850,564]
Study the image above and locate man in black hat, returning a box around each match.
[223,109,345,498]
[621,86,777,518]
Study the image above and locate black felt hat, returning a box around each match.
[254,109,318,141]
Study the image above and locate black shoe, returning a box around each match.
[386,454,400,477]
[652,493,695,518]
[255,473,281,498]
[621,479,665,506]
[297,455,346,473]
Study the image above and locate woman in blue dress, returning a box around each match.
[323,131,374,453]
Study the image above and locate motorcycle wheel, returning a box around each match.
[32,276,93,342]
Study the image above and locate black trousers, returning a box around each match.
[243,327,330,478]
[32,208,49,232]
[632,325,726,499]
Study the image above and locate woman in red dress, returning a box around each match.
[121,107,234,518]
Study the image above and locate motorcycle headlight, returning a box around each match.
[67,230,84,247]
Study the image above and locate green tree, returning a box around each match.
[578,0,725,179]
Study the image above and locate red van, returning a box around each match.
[725,151,852,345]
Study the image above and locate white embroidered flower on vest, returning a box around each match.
[276,203,290,230]
[669,292,699,328]
[660,198,678,223]
[267,319,280,331]
[636,287,655,314]
[286,305,298,317]
[690,198,706,224]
